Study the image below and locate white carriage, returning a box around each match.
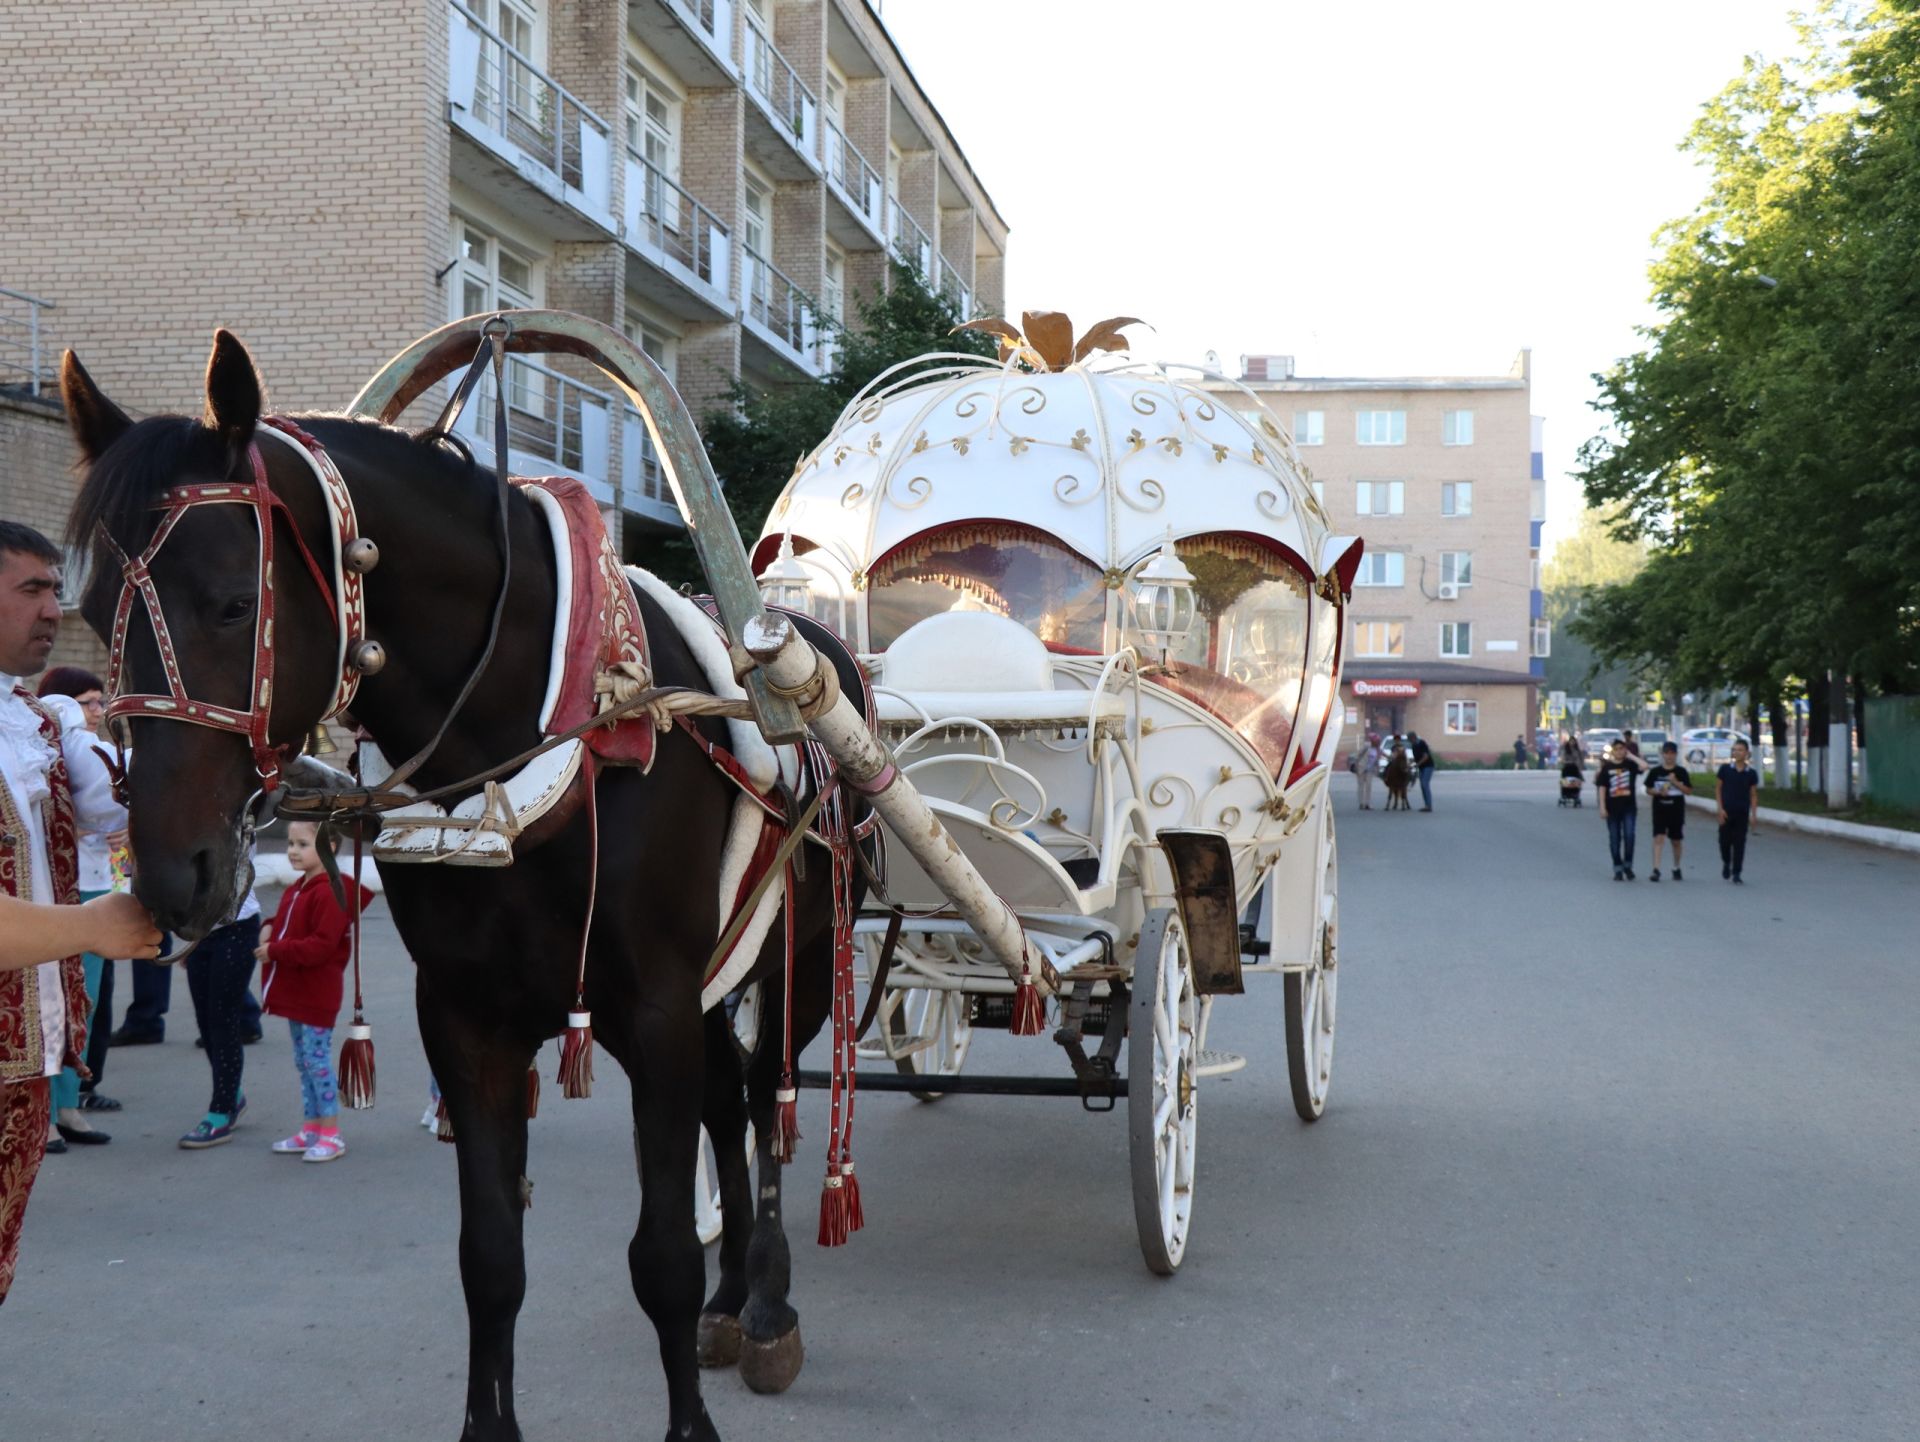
[751,316,1362,1273]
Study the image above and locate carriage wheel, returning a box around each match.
[698,983,764,1245]
[1129,906,1199,1276]
[1284,813,1338,1122]
[890,985,974,1102]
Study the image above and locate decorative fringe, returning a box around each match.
[772,1076,801,1164]
[436,1095,456,1144]
[841,1160,864,1235]
[1010,965,1046,1036]
[817,1169,849,1247]
[338,1021,377,1109]
[526,1064,540,1121]
[558,1010,594,1099]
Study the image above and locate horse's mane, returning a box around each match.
[66,414,224,554]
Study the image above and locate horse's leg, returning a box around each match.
[419,987,536,1442]
[624,997,721,1442]
[696,1003,753,1368]
[735,945,832,1396]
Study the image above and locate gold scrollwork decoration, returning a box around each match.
[1256,489,1291,521]
[1055,472,1103,506]
[839,482,867,509]
[891,474,934,509]
[1070,427,1091,451]
[1117,475,1166,512]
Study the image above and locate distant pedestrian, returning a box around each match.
[1513,734,1528,769]
[1352,733,1382,810]
[1716,739,1762,883]
[1409,732,1435,811]
[177,856,263,1150]
[1595,739,1646,880]
[1644,741,1692,881]
[258,822,370,1163]
[1622,728,1641,757]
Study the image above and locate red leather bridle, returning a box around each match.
[99,417,369,792]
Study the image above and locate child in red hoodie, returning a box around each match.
[254,822,371,1163]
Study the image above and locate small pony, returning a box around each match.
[1383,745,1414,810]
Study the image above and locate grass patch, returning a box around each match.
[1750,787,1920,834]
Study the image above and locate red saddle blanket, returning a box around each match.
[512,475,656,772]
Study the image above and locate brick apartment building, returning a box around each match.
[0,0,1008,594]
[1209,353,1547,763]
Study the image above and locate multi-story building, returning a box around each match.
[1209,352,1546,763]
[2,0,1008,563]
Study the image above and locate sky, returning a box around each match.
[875,0,1802,557]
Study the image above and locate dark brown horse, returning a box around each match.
[63,332,859,1442]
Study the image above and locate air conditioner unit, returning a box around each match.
[1438,582,1460,601]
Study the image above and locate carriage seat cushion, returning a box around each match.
[875,613,1124,733]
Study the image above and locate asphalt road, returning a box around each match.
[7,771,1918,1441]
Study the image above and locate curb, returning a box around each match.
[1683,792,1920,856]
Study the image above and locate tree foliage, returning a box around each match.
[627,261,994,585]
[1542,505,1648,711]
[1574,1,1920,703]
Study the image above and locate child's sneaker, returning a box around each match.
[272,1129,318,1155]
[302,1133,347,1163]
[178,1117,235,1149]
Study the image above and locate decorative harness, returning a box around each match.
[99,418,371,792]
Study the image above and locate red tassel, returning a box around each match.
[772,1075,801,1164]
[436,1095,456,1144]
[338,1021,376,1109]
[817,1169,849,1247]
[525,1064,540,1121]
[841,1160,864,1235]
[558,1011,594,1099]
[1010,966,1045,1036]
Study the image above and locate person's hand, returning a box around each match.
[80,892,161,960]
[1717,809,1728,824]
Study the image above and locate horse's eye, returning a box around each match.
[219,596,255,626]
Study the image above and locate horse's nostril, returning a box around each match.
[190,848,215,905]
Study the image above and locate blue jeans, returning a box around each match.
[1418,765,1434,808]
[1607,810,1638,870]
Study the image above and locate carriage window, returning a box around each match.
[1122,534,1311,778]
[868,524,1105,654]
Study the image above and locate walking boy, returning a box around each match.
[1716,740,1762,883]
[1644,741,1692,881]
[1594,739,1646,880]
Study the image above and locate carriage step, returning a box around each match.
[1193,1049,1247,1078]
[855,1032,934,1061]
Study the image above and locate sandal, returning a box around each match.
[79,1092,123,1111]
[302,1134,347,1163]
[271,1129,319,1155]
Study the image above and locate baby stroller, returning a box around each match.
[1558,757,1584,806]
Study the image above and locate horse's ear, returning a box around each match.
[204,329,262,459]
[61,351,133,462]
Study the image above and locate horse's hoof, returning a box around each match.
[739,1324,804,1394]
[697,1311,742,1368]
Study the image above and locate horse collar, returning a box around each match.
[101,417,372,791]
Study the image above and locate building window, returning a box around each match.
[1441,481,1473,516]
[1531,476,1546,521]
[1293,410,1324,446]
[1354,620,1404,657]
[1440,551,1473,588]
[452,217,539,320]
[1445,699,1479,734]
[1531,617,1552,658]
[1440,621,1473,658]
[742,170,772,313]
[1311,480,1325,507]
[1443,410,1474,446]
[1356,410,1405,446]
[623,62,680,178]
[822,243,846,327]
[1354,552,1405,587]
[1355,480,1404,516]
[1530,554,1541,590]
[621,309,678,379]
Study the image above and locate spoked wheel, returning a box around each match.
[697,982,763,1245]
[888,985,973,1102]
[1284,812,1338,1121]
[1129,906,1199,1276]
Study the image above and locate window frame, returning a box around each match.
[1440,551,1474,589]
[1439,620,1473,658]
[1355,409,1406,446]
[1442,409,1475,446]
[1441,480,1473,517]
[1444,699,1479,734]
[1355,479,1404,516]
[1531,617,1552,658]
[1354,552,1405,588]
[1353,619,1405,658]
[1293,410,1324,446]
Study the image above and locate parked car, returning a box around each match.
[1582,728,1624,755]
[1680,727,1755,769]
[1636,728,1671,753]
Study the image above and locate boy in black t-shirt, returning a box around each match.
[1594,740,1647,881]
[1716,740,1762,882]
[1644,741,1692,882]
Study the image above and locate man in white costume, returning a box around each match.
[0,520,139,1302]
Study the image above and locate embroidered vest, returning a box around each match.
[0,690,89,1083]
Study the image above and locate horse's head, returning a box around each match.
[64,332,347,938]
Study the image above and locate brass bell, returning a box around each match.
[344,537,380,574]
[306,723,339,756]
[350,639,387,675]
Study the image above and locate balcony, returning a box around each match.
[740,246,822,376]
[937,255,973,319]
[619,407,683,530]
[634,0,736,85]
[0,287,58,400]
[446,1,615,238]
[623,153,733,319]
[886,200,933,278]
[448,355,616,505]
[824,120,884,246]
[742,15,819,178]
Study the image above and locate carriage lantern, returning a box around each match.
[1130,534,1197,666]
[757,531,815,613]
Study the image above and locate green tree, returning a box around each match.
[1542,505,1648,716]
[627,260,995,585]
